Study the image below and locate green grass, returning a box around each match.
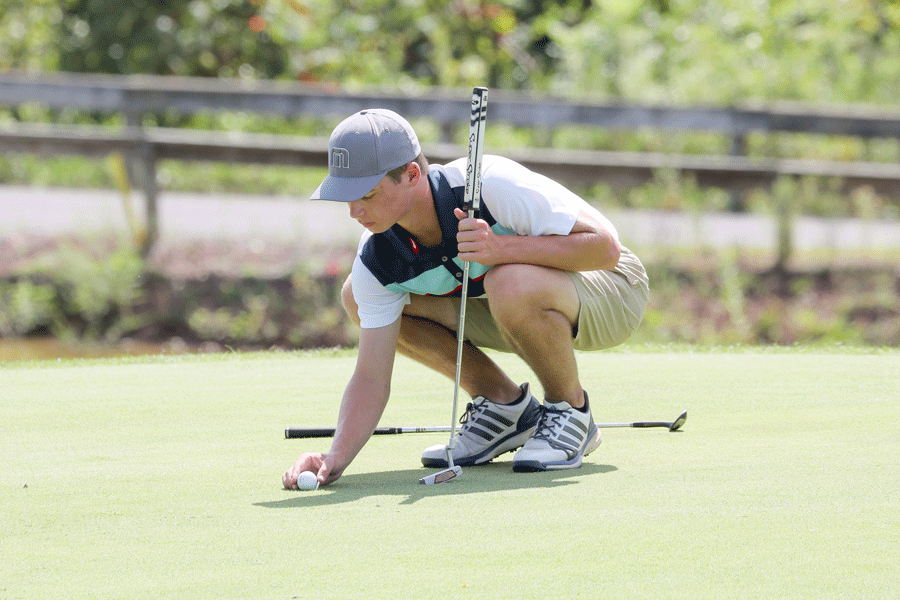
[2,347,898,599]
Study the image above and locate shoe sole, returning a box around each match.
[421,426,537,468]
[512,425,602,473]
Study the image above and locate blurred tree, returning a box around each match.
[0,0,62,71]
[55,0,288,78]
[1,0,898,105]
[551,0,900,104]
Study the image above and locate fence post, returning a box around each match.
[124,90,159,256]
[136,134,158,257]
[440,121,455,144]
[728,133,747,212]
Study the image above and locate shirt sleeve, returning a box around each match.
[350,251,411,329]
[450,155,620,241]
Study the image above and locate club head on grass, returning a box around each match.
[419,465,462,485]
[669,410,688,431]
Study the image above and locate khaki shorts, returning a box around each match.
[452,246,649,352]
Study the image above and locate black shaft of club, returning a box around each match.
[285,426,451,439]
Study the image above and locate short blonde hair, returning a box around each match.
[386,153,429,183]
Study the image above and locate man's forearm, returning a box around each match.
[327,373,391,473]
[495,229,620,272]
[457,208,621,272]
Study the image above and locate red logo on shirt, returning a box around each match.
[409,237,419,253]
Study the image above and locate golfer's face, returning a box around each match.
[347,176,404,234]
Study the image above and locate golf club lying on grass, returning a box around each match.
[286,410,687,439]
[600,409,688,432]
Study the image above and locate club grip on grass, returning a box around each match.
[285,427,337,438]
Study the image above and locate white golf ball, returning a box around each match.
[296,471,319,491]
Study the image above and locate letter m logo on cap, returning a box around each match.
[331,148,350,169]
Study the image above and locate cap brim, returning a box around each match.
[310,172,386,202]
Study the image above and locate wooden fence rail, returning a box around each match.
[1,72,899,254]
[5,72,900,137]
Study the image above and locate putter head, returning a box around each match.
[669,410,688,432]
[419,465,462,485]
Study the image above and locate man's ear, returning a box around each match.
[406,161,421,183]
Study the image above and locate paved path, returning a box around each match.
[2,185,899,254]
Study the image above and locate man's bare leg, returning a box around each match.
[340,276,521,404]
[483,264,585,408]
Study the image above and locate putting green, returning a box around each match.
[2,347,898,599]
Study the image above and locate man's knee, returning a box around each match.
[340,275,361,325]
[486,265,550,308]
[484,264,580,326]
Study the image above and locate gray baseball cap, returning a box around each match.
[311,108,421,202]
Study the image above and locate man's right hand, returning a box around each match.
[282,452,343,489]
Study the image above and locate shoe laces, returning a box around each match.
[531,405,573,450]
[458,397,489,431]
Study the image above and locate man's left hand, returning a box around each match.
[455,207,505,265]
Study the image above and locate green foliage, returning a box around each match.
[552,0,900,104]
[56,0,287,78]
[4,239,897,347]
[633,254,900,347]
[3,0,900,104]
[8,244,147,341]
[0,0,62,72]
[53,245,145,338]
[0,280,61,336]
[0,241,355,348]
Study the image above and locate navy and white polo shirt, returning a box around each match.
[351,155,618,329]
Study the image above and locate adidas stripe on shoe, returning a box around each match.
[512,391,602,472]
[421,383,542,468]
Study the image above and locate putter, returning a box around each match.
[419,86,488,486]
[285,411,687,439]
[599,410,688,432]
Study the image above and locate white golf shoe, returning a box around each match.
[512,391,601,472]
[421,383,542,468]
